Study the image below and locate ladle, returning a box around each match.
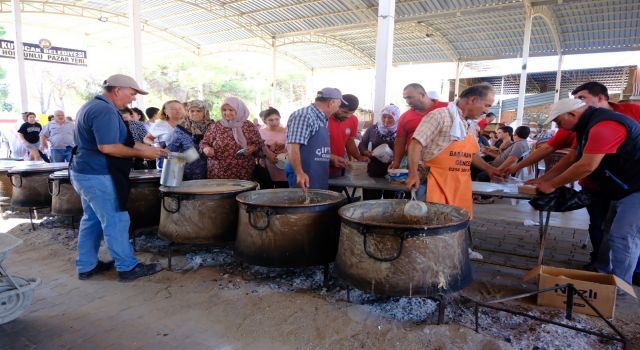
[403,189,428,218]
[303,189,311,204]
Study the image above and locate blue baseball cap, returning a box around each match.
[317,87,346,103]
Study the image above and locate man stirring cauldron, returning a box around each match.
[71,74,167,282]
[405,83,498,216]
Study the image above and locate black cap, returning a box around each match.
[340,94,359,111]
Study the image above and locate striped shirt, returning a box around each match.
[412,105,477,161]
[286,103,327,145]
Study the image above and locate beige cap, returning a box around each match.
[103,74,148,95]
[544,99,586,124]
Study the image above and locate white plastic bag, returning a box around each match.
[371,143,393,163]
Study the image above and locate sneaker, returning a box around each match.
[117,263,162,283]
[78,260,114,280]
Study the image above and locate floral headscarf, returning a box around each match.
[219,96,250,148]
[181,99,211,136]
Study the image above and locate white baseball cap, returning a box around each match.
[544,99,586,124]
[103,74,148,95]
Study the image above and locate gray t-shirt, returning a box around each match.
[492,139,529,167]
[40,120,75,149]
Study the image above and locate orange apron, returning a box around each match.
[426,132,479,217]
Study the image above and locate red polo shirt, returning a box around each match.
[397,100,448,150]
[328,114,359,173]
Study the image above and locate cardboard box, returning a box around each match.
[523,265,637,319]
[518,185,537,195]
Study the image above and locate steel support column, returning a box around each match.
[516,2,533,126]
[554,54,563,102]
[498,76,505,122]
[454,61,462,99]
[129,0,144,107]
[11,0,28,112]
[271,37,277,105]
[373,0,395,123]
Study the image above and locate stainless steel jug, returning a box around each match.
[159,147,200,187]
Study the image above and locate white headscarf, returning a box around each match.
[377,104,401,135]
[219,96,250,148]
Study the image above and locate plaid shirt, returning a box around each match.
[286,103,327,145]
[412,105,477,161]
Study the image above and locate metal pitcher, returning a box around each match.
[160,157,186,187]
[159,147,200,187]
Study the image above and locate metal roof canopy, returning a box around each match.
[3,0,640,119]
[2,0,639,70]
[459,65,635,95]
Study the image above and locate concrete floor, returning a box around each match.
[0,200,637,350]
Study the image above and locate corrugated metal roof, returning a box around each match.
[457,65,634,95]
[6,0,640,69]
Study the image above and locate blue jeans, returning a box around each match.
[70,171,138,273]
[51,146,73,162]
[585,191,611,263]
[605,191,640,284]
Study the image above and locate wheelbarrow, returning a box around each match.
[0,233,41,325]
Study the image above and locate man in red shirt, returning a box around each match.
[389,83,448,169]
[508,82,640,177]
[509,82,640,269]
[328,94,368,177]
[477,112,496,132]
[536,99,640,285]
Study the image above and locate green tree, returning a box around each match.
[72,77,102,102]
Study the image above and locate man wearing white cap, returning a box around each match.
[71,74,167,282]
[537,98,640,285]
[507,82,640,269]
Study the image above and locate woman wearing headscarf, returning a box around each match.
[167,100,212,180]
[358,104,401,199]
[359,104,400,177]
[200,96,262,180]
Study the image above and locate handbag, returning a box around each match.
[528,186,592,212]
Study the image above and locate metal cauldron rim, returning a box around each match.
[49,170,70,179]
[0,160,25,172]
[338,199,470,234]
[129,169,162,182]
[8,162,68,174]
[236,188,346,208]
[160,179,258,195]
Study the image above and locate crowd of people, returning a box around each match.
[18,73,638,288]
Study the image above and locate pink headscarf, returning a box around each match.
[219,96,250,149]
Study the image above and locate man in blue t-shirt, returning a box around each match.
[71,74,167,282]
